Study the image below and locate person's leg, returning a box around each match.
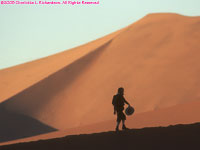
[122,120,125,126]
[122,120,127,129]
[116,111,121,131]
[121,112,129,130]
[116,120,121,131]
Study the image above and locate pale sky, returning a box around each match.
[0,0,200,69]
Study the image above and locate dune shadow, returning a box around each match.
[0,106,57,143]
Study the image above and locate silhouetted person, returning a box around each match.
[112,87,130,131]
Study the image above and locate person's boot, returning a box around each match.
[122,125,129,130]
[115,126,119,132]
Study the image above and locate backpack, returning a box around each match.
[112,95,117,106]
[112,94,124,107]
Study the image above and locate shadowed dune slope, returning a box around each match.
[0,13,200,142]
[1,123,200,150]
[0,106,56,143]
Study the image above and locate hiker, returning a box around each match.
[112,87,130,131]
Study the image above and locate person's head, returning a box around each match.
[118,87,124,95]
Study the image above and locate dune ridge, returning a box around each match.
[0,29,124,103]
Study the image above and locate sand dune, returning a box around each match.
[0,13,200,144]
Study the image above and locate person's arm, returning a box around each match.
[123,96,130,105]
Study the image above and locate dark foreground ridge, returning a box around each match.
[1,123,200,150]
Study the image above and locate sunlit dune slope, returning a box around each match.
[1,13,200,131]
